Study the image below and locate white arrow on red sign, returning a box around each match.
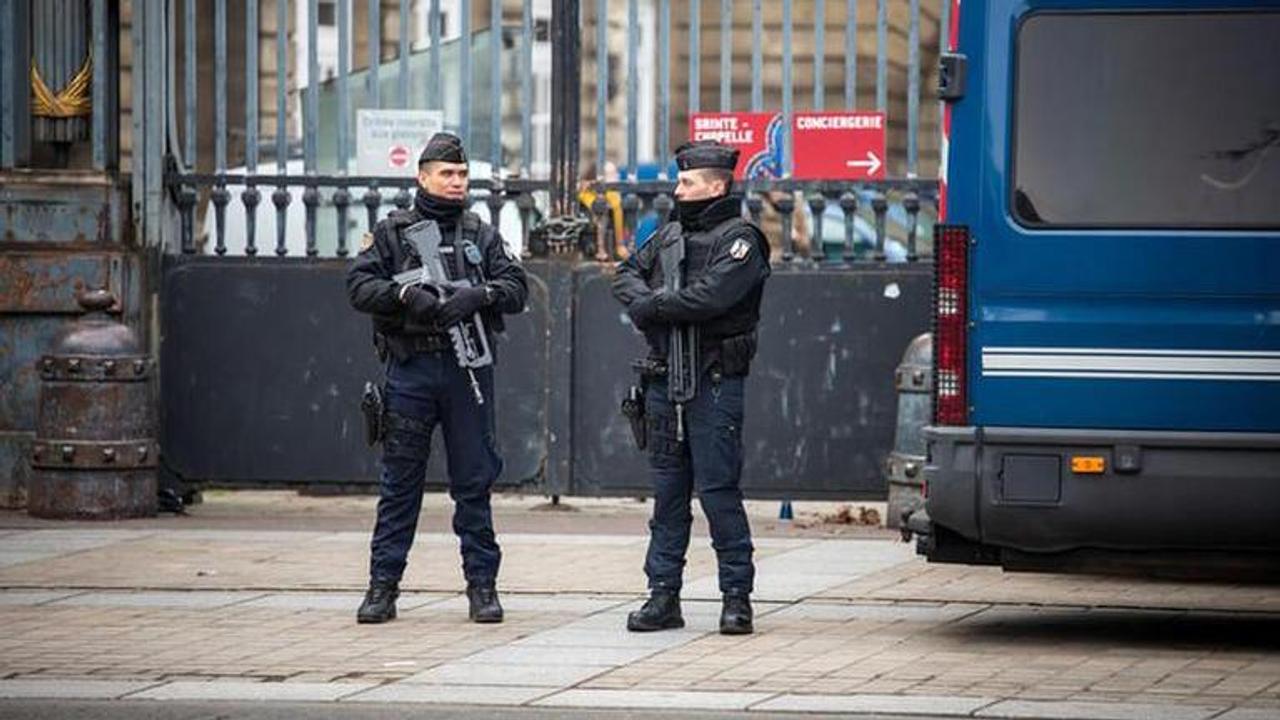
[846,151,882,177]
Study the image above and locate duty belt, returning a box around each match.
[631,358,668,379]
[407,333,452,353]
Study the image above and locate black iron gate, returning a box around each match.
[151,0,945,498]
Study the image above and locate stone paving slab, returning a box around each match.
[0,530,794,596]
[403,662,615,687]
[0,589,82,605]
[459,644,664,667]
[975,699,1227,720]
[764,600,982,624]
[0,551,55,569]
[535,688,775,710]
[754,692,997,715]
[426,594,627,615]
[0,529,154,550]
[239,591,453,612]
[0,530,156,570]
[345,683,552,705]
[0,679,160,700]
[598,598,789,622]
[683,540,915,602]
[820,561,1280,613]
[1,525,1278,718]
[508,623,705,649]
[1214,710,1280,720]
[47,590,268,609]
[129,680,374,702]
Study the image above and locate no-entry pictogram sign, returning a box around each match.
[792,111,886,180]
[388,145,411,168]
[356,109,444,178]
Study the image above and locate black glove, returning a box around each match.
[436,285,490,328]
[401,284,440,324]
[628,293,663,331]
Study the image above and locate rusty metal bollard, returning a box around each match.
[885,333,932,530]
[28,290,158,519]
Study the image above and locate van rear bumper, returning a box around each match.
[922,426,1280,555]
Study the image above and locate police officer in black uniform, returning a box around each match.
[347,132,528,625]
[612,140,771,635]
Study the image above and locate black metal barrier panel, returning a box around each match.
[161,256,930,499]
[571,263,931,500]
[160,256,553,490]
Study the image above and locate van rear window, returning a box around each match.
[1012,12,1280,229]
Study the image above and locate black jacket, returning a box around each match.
[346,201,528,355]
[612,194,771,375]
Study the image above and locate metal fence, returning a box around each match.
[1,0,947,498]
[152,0,943,264]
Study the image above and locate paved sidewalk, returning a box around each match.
[1,495,1278,719]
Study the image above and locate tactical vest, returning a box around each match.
[379,208,507,338]
[649,216,769,375]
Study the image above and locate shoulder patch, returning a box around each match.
[729,237,752,261]
[359,232,375,252]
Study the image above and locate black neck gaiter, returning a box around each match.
[414,188,466,225]
[676,196,719,230]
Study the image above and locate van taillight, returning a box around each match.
[933,224,969,426]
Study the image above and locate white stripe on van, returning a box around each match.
[981,347,1280,381]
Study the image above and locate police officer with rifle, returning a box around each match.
[612,140,771,635]
[347,132,528,625]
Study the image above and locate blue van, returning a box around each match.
[911,0,1280,576]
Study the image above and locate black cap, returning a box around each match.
[674,140,739,172]
[419,132,468,165]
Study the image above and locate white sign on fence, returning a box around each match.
[356,110,445,177]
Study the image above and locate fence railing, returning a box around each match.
[160,0,944,264]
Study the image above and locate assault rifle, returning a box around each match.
[661,230,698,442]
[393,219,493,405]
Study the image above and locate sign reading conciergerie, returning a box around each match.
[356,110,445,177]
[791,111,887,180]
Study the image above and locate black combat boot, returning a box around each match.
[627,589,684,632]
[356,580,399,624]
[719,592,753,635]
[466,582,504,624]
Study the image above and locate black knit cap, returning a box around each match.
[418,132,468,165]
[674,139,739,171]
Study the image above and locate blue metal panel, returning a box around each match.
[0,0,12,168]
[688,0,699,112]
[460,0,471,142]
[750,0,761,111]
[0,182,123,245]
[521,0,532,173]
[952,0,1280,433]
[626,0,637,177]
[845,0,857,110]
[719,0,731,112]
[491,0,502,169]
[91,0,108,169]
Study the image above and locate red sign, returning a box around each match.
[388,145,411,168]
[689,112,781,180]
[792,111,886,180]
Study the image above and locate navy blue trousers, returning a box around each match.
[369,351,502,585]
[644,372,755,594]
